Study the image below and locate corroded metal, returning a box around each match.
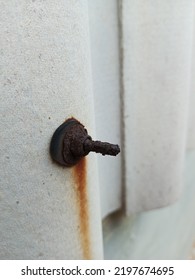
[50,118,120,167]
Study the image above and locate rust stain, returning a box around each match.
[189,240,195,259]
[72,157,91,259]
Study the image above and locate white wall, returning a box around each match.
[0,0,103,259]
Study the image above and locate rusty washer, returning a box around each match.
[50,118,120,167]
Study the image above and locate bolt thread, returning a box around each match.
[84,139,120,156]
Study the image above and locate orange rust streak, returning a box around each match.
[73,158,91,259]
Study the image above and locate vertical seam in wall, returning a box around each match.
[185,2,195,152]
[117,0,126,213]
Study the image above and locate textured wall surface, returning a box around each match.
[88,0,122,218]
[1,0,195,260]
[121,0,194,213]
[0,0,103,259]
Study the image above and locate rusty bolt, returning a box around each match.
[50,117,120,167]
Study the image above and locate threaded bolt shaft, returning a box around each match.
[84,139,120,156]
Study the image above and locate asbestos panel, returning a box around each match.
[88,0,122,218]
[121,0,194,213]
[0,0,103,259]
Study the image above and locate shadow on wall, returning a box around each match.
[103,151,195,260]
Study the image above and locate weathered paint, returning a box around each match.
[73,158,91,259]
